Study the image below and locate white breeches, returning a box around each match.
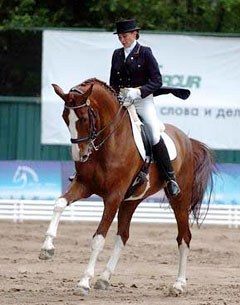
[134,94,165,145]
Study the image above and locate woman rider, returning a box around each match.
[110,19,180,197]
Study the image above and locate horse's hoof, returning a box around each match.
[39,248,55,260]
[94,278,110,290]
[169,286,183,296]
[73,285,90,296]
[169,281,186,296]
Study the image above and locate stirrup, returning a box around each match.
[166,179,180,197]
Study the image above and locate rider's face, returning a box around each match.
[118,31,137,48]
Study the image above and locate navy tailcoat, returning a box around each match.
[109,42,162,98]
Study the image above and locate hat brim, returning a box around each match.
[113,27,141,34]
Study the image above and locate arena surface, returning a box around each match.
[0,220,239,305]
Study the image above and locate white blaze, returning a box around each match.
[68,110,80,160]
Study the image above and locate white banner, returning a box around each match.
[41,30,240,149]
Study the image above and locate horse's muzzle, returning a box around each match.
[72,143,93,162]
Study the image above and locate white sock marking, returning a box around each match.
[177,242,189,283]
[100,235,124,282]
[78,234,105,289]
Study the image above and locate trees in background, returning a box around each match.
[0,0,239,96]
[1,0,240,33]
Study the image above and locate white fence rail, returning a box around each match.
[0,199,240,228]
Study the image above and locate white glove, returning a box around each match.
[125,88,141,100]
[122,98,133,107]
[119,88,141,107]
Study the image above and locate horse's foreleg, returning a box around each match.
[75,234,105,295]
[75,198,122,296]
[94,235,124,290]
[95,200,139,290]
[39,180,88,260]
[39,197,68,260]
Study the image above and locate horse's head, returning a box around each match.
[52,82,97,162]
[52,79,122,163]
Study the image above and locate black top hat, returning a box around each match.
[113,19,141,34]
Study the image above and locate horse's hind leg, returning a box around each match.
[170,197,192,295]
[94,200,140,290]
[39,180,88,260]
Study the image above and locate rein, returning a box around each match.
[66,87,128,151]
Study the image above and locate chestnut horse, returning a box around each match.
[39,78,215,296]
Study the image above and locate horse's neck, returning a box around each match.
[99,105,132,155]
[92,88,134,154]
[96,94,120,124]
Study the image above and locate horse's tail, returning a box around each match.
[190,138,216,225]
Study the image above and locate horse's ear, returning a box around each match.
[52,84,67,101]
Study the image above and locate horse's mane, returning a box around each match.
[80,78,117,97]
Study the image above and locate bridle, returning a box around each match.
[65,87,128,160]
[65,88,97,145]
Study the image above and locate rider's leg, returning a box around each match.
[134,95,180,197]
[152,137,180,197]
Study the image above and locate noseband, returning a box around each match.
[65,87,127,155]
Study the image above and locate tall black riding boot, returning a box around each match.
[152,137,180,197]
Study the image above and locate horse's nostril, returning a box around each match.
[80,155,89,162]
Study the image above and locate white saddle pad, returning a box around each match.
[127,105,177,161]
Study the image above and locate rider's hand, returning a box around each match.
[125,88,141,100]
[122,99,133,107]
[119,88,141,107]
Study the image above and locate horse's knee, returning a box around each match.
[54,197,68,213]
